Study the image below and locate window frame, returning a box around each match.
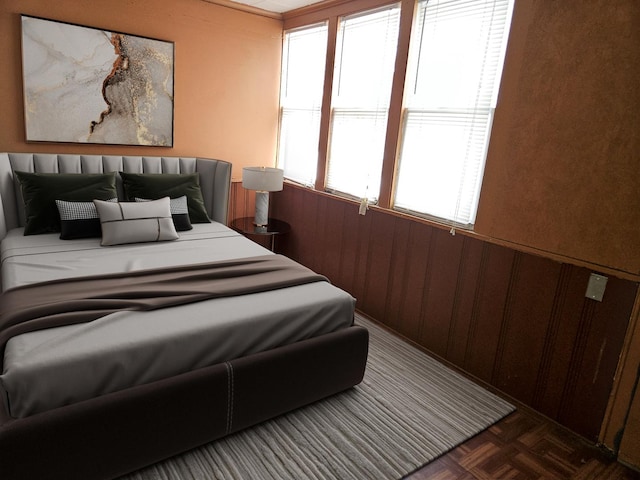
[324,3,402,203]
[277,22,329,187]
[280,0,513,231]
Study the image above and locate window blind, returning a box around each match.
[394,0,513,227]
[277,24,328,186]
[326,5,401,201]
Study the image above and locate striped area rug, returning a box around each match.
[123,315,515,480]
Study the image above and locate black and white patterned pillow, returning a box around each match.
[55,198,117,240]
[134,195,192,231]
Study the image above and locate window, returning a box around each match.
[277,0,514,230]
[326,5,400,202]
[394,0,514,226]
[277,24,328,186]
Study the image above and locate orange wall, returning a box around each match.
[0,0,283,182]
[475,0,640,277]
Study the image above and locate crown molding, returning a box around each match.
[201,0,284,20]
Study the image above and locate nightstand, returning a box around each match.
[230,217,291,252]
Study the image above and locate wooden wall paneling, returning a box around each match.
[558,276,638,440]
[335,203,360,296]
[463,243,515,383]
[382,215,412,333]
[229,182,240,222]
[229,181,255,223]
[314,195,330,273]
[270,186,298,255]
[418,229,465,358]
[532,265,589,421]
[351,207,374,312]
[396,221,434,340]
[270,185,638,440]
[319,196,345,286]
[619,374,640,468]
[492,254,562,405]
[446,236,486,367]
[360,210,397,322]
[299,188,321,271]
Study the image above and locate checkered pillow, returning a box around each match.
[55,198,117,240]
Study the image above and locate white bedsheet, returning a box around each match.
[0,223,355,418]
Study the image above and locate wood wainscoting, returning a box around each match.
[267,182,638,442]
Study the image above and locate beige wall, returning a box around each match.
[476,0,640,277]
[0,0,283,182]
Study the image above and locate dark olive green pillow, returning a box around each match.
[15,171,118,235]
[120,172,210,223]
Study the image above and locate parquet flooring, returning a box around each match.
[405,405,640,480]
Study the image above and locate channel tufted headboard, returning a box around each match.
[0,153,232,240]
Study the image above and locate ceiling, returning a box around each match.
[227,0,324,13]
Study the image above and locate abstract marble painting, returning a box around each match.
[21,16,174,146]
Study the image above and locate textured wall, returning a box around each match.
[476,0,640,275]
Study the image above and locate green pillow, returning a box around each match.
[120,172,210,223]
[15,172,118,235]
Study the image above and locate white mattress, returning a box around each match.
[0,223,355,418]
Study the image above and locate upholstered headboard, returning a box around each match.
[0,153,232,240]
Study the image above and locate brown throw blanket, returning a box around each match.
[0,254,327,369]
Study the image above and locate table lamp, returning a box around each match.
[242,167,284,226]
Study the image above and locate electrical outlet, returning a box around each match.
[585,273,608,302]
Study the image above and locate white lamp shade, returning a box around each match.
[242,167,284,192]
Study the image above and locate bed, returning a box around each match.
[0,153,369,480]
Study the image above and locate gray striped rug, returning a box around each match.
[123,315,514,479]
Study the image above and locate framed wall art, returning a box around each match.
[21,15,174,146]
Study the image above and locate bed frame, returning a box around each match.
[0,153,369,480]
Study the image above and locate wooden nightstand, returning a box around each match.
[230,217,291,252]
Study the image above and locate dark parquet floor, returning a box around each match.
[405,403,640,480]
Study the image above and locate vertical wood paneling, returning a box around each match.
[493,254,562,405]
[446,237,485,366]
[352,209,373,310]
[271,184,637,440]
[397,221,433,340]
[322,200,346,289]
[361,211,397,321]
[271,185,299,256]
[315,196,330,274]
[533,265,587,420]
[419,230,465,358]
[468,244,516,382]
[229,181,255,224]
[559,276,639,438]
[337,204,361,296]
[384,216,412,332]
[300,190,320,271]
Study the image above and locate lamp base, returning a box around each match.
[254,191,269,226]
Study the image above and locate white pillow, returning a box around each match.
[94,197,179,246]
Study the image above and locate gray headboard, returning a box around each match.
[0,153,232,240]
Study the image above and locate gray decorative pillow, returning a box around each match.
[94,197,179,246]
[134,195,192,231]
[55,198,118,240]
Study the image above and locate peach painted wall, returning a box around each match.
[0,0,283,182]
[475,0,640,277]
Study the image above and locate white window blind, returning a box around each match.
[394,0,513,227]
[277,24,328,186]
[326,5,400,201]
